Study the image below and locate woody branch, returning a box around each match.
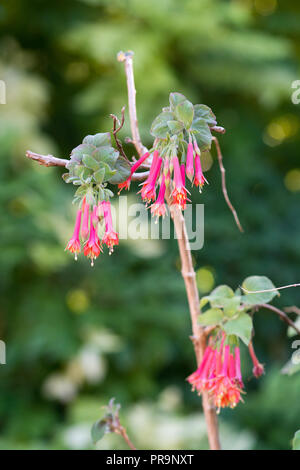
[118,51,221,450]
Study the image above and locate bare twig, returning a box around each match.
[211,126,226,134]
[285,306,300,316]
[26,150,68,167]
[117,51,147,157]
[259,303,300,336]
[110,107,128,161]
[120,51,221,450]
[212,136,244,233]
[241,283,300,295]
[131,171,149,181]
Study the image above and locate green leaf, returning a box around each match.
[223,312,253,345]
[207,285,235,307]
[167,120,184,134]
[82,154,100,171]
[175,100,194,129]
[223,297,241,317]
[150,111,174,139]
[109,157,131,184]
[198,308,224,326]
[194,104,217,126]
[292,430,300,450]
[169,92,187,111]
[200,297,209,309]
[91,419,107,444]
[93,168,105,184]
[83,132,111,147]
[242,276,278,306]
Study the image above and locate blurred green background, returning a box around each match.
[1,0,300,450]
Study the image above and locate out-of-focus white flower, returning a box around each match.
[42,373,77,403]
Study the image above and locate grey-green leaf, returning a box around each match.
[194,104,217,126]
[175,100,194,129]
[82,154,100,171]
[169,92,187,111]
[167,120,184,134]
[83,132,111,147]
[93,168,106,184]
[108,157,131,184]
[91,419,107,444]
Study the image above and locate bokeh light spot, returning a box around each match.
[254,0,277,16]
[66,289,90,314]
[284,169,300,192]
[196,267,215,294]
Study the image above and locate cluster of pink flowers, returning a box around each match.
[187,336,264,412]
[118,138,207,218]
[65,198,119,265]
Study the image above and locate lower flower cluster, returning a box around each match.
[187,336,264,412]
[66,198,119,265]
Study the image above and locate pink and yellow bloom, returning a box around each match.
[151,174,167,219]
[101,201,119,253]
[140,153,162,203]
[118,152,150,193]
[83,207,101,265]
[65,209,82,260]
[171,155,187,209]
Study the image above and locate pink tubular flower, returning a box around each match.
[140,155,162,203]
[151,174,166,218]
[186,142,194,182]
[118,152,150,193]
[66,209,82,260]
[180,163,186,186]
[81,198,90,240]
[84,207,101,266]
[171,156,187,209]
[101,201,119,253]
[194,153,206,189]
[248,342,264,378]
[187,340,244,412]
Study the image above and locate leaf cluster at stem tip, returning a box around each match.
[198,276,278,345]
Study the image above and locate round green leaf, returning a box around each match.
[242,276,278,306]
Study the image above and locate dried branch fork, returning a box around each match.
[120,51,221,450]
[259,303,300,336]
[213,136,243,233]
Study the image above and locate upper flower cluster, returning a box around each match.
[118,93,217,217]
